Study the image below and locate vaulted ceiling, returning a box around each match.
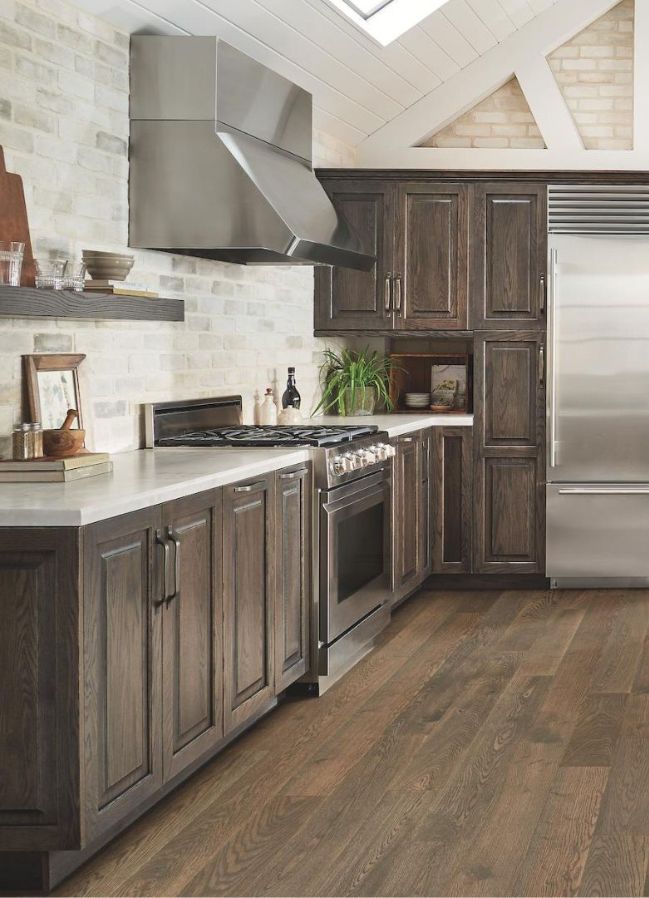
[73,0,560,146]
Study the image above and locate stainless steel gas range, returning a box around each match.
[145,396,396,692]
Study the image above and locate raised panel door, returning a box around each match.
[430,428,473,573]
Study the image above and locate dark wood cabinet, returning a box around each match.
[470,182,547,330]
[275,464,311,693]
[473,331,545,573]
[315,179,394,332]
[83,507,164,842]
[315,179,469,333]
[0,529,80,851]
[160,491,223,781]
[394,182,469,330]
[393,430,431,603]
[430,427,473,574]
[223,474,276,734]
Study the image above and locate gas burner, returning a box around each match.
[158,424,379,448]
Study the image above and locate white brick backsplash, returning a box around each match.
[0,0,357,454]
[548,0,633,150]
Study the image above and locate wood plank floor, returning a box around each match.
[57,588,649,897]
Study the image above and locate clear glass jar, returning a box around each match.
[12,423,32,460]
[28,422,43,458]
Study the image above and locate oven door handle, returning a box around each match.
[321,481,388,517]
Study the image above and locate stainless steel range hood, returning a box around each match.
[129,37,374,270]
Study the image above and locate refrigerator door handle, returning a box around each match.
[558,488,649,495]
[548,247,558,469]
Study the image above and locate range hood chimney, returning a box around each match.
[129,37,374,271]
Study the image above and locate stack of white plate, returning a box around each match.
[404,392,431,408]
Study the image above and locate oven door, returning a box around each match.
[320,469,391,645]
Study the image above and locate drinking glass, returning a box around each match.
[34,258,67,290]
[0,241,25,286]
[62,261,86,292]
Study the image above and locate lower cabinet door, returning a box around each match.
[223,474,276,734]
[393,433,422,601]
[160,490,223,781]
[474,455,544,573]
[430,427,473,573]
[0,528,81,850]
[275,464,311,693]
[83,507,163,842]
[418,431,432,581]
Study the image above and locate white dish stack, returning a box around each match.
[403,392,431,409]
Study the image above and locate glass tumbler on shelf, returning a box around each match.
[0,241,25,287]
[34,258,67,290]
[62,261,86,292]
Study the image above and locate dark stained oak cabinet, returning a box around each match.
[430,427,473,574]
[0,463,311,890]
[473,332,545,573]
[393,430,431,603]
[315,179,469,333]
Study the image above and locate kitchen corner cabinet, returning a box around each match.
[430,427,473,574]
[0,463,311,889]
[315,179,469,333]
[470,183,547,330]
[473,332,545,573]
[393,430,431,603]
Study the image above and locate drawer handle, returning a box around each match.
[234,480,266,493]
[539,273,546,313]
[279,467,308,480]
[384,273,392,312]
[155,529,173,605]
[558,488,649,495]
[394,274,402,315]
[539,344,545,386]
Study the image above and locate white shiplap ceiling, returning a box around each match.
[74,0,559,146]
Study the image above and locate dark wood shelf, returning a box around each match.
[0,286,184,322]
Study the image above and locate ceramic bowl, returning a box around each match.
[82,250,134,282]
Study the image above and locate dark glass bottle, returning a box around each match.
[281,367,301,409]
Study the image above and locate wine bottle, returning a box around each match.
[281,367,301,409]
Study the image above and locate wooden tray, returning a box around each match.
[0,146,35,286]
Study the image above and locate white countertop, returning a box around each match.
[312,413,473,437]
[0,412,473,528]
[0,447,310,527]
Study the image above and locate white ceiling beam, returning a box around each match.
[515,55,582,151]
[634,0,649,152]
[352,146,649,170]
[358,0,619,157]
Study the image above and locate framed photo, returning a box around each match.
[23,353,86,430]
[430,354,469,412]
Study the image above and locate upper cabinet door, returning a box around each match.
[394,182,469,331]
[314,179,395,332]
[160,490,223,782]
[471,183,547,329]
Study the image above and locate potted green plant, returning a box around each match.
[313,347,396,416]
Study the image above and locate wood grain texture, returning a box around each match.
[0,146,35,286]
[430,427,473,573]
[54,588,649,898]
[0,286,184,321]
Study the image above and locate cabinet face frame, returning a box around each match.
[430,427,473,574]
[470,182,547,330]
[393,182,469,331]
[275,464,311,693]
[0,528,81,851]
[314,179,395,332]
[223,474,276,734]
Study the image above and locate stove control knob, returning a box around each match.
[379,442,396,458]
[363,448,377,464]
[331,455,346,475]
[368,444,384,461]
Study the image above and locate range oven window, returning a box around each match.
[336,503,384,603]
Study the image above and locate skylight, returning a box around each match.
[328,0,450,46]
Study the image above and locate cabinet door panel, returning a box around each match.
[476,457,543,571]
[396,183,468,330]
[161,490,223,781]
[275,466,311,692]
[431,428,473,573]
[0,529,80,850]
[83,508,162,841]
[393,437,419,596]
[471,183,546,329]
[224,476,275,733]
[314,179,394,332]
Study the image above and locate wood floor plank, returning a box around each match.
[578,833,649,897]
[561,694,627,768]
[590,591,649,693]
[512,766,609,897]
[519,606,586,676]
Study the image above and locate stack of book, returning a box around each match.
[84,280,159,298]
[0,451,113,482]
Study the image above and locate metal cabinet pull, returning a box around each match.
[393,274,402,314]
[279,467,308,480]
[539,273,546,313]
[539,344,545,386]
[155,529,172,605]
[559,488,649,495]
[400,436,413,443]
[549,248,558,468]
[384,273,392,312]
[234,480,266,493]
[167,526,181,601]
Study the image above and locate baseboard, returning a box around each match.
[422,573,550,590]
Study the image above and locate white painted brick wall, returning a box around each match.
[0,0,357,455]
[548,0,634,150]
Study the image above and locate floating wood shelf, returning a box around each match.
[0,287,184,322]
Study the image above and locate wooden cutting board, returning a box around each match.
[0,146,35,286]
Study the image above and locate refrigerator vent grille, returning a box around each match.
[548,185,649,234]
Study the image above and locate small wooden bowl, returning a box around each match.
[43,429,86,458]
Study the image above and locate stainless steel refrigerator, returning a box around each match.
[546,186,649,585]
